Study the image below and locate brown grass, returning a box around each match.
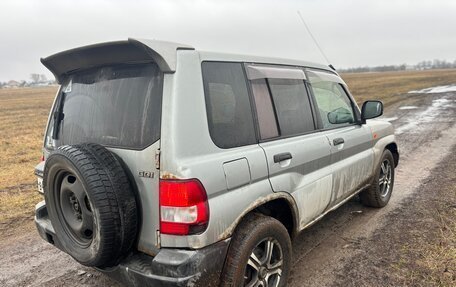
[391,165,456,286]
[341,69,456,106]
[0,86,57,228]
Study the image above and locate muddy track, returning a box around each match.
[0,91,455,287]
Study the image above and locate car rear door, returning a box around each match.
[306,69,374,205]
[44,63,164,255]
[245,64,333,229]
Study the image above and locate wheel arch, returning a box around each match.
[223,192,299,240]
[254,197,298,239]
[385,142,399,167]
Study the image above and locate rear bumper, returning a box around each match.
[35,201,230,287]
[97,239,229,287]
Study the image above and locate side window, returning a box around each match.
[308,70,355,129]
[268,79,315,136]
[202,62,257,148]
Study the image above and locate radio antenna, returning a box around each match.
[297,10,332,67]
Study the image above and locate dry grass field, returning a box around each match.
[342,68,456,106]
[1,69,456,232]
[0,86,57,231]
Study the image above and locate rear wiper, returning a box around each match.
[52,92,66,140]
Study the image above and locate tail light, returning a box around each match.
[159,179,209,235]
[40,154,45,162]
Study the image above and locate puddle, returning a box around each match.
[395,97,454,134]
[379,117,398,122]
[409,84,456,94]
[399,106,418,110]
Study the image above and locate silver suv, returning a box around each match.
[35,38,399,287]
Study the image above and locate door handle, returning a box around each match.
[333,138,345,146]
[274,152,292,163]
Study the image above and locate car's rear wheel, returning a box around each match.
[360,149,395,207]
[44,143,138,267]
[221,213,291,287]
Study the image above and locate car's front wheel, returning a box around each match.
[360,149,395,207]
[221,213,292,287]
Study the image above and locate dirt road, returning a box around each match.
[0,89,455,287]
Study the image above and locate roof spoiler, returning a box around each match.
[41,38,194,83]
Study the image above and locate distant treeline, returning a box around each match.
[339,59,456,73]
[2,59,456,86]
[0,73,56,88]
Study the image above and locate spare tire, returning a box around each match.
[43,143,138,267]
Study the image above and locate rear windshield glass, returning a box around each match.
[46,63,163,149]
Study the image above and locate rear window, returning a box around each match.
[46,63,163,149]
[202,62,257,148]
[268,79,315,136]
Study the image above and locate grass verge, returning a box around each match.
[336,145,456,287]
[391,168,456,286]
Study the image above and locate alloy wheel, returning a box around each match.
[378,159,392,197]
[244,238,283,287]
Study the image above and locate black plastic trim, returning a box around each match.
[35,201,230,287]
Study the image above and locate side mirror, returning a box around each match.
[328,107,354,125]
[361,100,383,123]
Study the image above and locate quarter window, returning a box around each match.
[250,79,279,139]
[202,62,257,148]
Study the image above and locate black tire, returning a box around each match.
[221,213,292,287]
[43,143,138,267]
[360,149,395,208]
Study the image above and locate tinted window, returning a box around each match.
[251,79,279,139]
[46,64,163,149]
[202,62,256,148]
[268,79,315,136]
[308,71,355,129]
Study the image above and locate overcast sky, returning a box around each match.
[1,0,455,81]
